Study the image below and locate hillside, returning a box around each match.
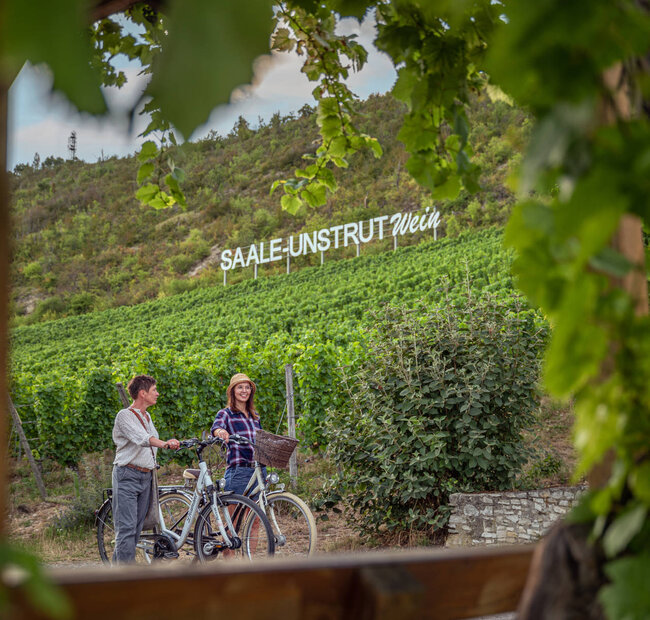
[10,227,537,464]
[9,93,529,323]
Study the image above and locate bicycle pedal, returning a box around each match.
[163,550,179,559]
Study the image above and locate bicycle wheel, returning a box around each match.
[96,499,115,564]
[193,493,275,562]
[266,492,317,557]
[96,498,154,565]
[159,491,193,539]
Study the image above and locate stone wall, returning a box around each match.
[446,485,587,547]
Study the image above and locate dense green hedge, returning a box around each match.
[320,296,547,536]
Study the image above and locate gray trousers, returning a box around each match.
[112,465,152,563]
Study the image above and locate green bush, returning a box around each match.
[320,295,546,538]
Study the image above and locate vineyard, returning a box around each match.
[10,227,534,466]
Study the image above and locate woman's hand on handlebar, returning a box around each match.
[213,428,230,443]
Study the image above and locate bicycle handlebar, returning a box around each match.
[176,436,223,451]
[175,434,253,453]
[228,433,251,446]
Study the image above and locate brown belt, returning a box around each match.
[125,463,153,473]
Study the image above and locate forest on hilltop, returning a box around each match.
[10,92,529,324]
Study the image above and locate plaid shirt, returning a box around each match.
[211,407,262,467]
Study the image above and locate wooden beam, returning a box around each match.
[7,546,534,620]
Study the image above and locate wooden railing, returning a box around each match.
[9,545,534,619]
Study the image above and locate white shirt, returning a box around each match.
[112,407,159,469]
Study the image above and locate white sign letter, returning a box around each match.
[317,229,331,252]
[270,238,283,262]
[220,249,233,271]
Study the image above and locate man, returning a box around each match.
[112,374,180,563]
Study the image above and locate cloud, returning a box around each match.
[7,12,396,169]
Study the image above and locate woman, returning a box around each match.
[211,373,265,495]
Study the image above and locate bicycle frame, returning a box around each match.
[158,453,240,553]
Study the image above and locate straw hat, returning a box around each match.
[228,373,256,395]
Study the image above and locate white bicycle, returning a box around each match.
[95,436,275,563]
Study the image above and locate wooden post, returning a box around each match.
[116,382,130,408]
[0,77,10,535]
[7,397,47,500]
[393,235,397,251]
[286,254,291,274]
[284,363,297,487]
[223,269,227,286]
[254,263,258,279]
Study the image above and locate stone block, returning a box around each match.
[463,504,479,517]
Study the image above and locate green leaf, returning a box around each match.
[270,180,283,195]
[281,194,302,214]
[137,162,155,185]
[164,173,187,208]
[603,504,648,558]
[589,248,632,278]
[329,135,349,158]
[600,553,650,620]
[392,67,417,106]
[366,137,383,158]
[147,0,274,138]
[135,183,159,203]
[272,27,295,52]
[432,173,461,201]
[329,0,371,19]
[138,141,158,163]
[629,462,650,505]
[2,0,105,114]
[301,183,327,207]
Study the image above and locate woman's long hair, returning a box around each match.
[227,381,258,419]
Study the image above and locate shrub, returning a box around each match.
[68,292,97,315]
[49,452,113,533]
[320,295,546,539]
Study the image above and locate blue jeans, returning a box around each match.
[225,465,266,498]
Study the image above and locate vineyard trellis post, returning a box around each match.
[284,363,297,487]
[7,396,46,501]
[116,382,130,408]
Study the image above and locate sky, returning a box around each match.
[7,15,397,170]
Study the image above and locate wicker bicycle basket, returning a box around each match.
[254,429,298,469]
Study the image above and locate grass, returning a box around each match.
[8,401,577,566]
[520,396,577,488]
